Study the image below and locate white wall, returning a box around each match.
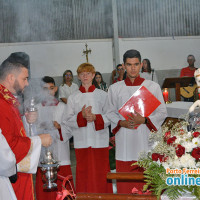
[119,36,200,70]
[0,36,200,79]
[0,39,113,78]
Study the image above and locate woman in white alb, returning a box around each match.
[59,70,79,104]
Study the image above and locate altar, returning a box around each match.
[166,101,193,119]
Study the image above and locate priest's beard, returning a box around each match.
[13,80,24,95]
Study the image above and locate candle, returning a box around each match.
[163,88,169,102]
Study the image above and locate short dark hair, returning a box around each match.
[187,55,195,61]
[42,76,55,85]
[0,52,30,81]
[116,64,122,70]
[0,60,25,81]
[7,52,30,69]
[123,49,141,63]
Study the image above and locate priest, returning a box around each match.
[107,49,167,193]
[0,53,52,200]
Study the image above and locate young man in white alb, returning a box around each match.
[107,49,167,193]
[24,76,74,200]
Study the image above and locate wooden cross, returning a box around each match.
[83,43,91,63]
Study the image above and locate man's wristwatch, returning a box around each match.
[144,117,148,124]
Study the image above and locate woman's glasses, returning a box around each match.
[65,74,72,77]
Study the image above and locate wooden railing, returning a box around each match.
[75,172,159,200]
[76,193,158,200]
[107,172,145,181]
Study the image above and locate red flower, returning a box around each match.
[167,136,177,145]
[179,129,185,135]
[132,187,151,195]
[175,144,185,157]
[193,132,200,138]
[191,147,200,160]
[152,153,165,162]
[163,156,168,162]
[164,131,171,141]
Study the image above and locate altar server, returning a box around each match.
[24,76,74,200]
[0,129,17,200]
[0,53,52,200]
[107,49,167,193]
[61,63,112,193]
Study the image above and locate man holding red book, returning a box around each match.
[107,49,167,193]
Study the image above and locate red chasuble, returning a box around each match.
[0,84,35,200]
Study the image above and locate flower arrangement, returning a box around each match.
[135,119,200,200]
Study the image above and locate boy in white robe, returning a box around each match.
[24,76,74,200]
[107,49,167,193]
[61,63,112,193]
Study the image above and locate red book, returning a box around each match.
[119,86,161,121]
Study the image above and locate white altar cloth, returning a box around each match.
[166,101,193,119]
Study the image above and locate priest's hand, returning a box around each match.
[25,111,38,124]
[39,134,52,147]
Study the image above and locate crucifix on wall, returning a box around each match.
[83,43,92,63]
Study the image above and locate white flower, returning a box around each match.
[171,158,182,168]
[161,162,169,169]
[196,162,200,168]
[180,153,196,168]
[182,141,196,152]
[175,137,181,144]
[152,141,159,149]
[156,159,161,166]
[164,157,181,169]
[187,132,192,137]
[192,137,200,147]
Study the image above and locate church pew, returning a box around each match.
[107,172,145,181]
[75,172,159,200]
[76,193,158,200]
